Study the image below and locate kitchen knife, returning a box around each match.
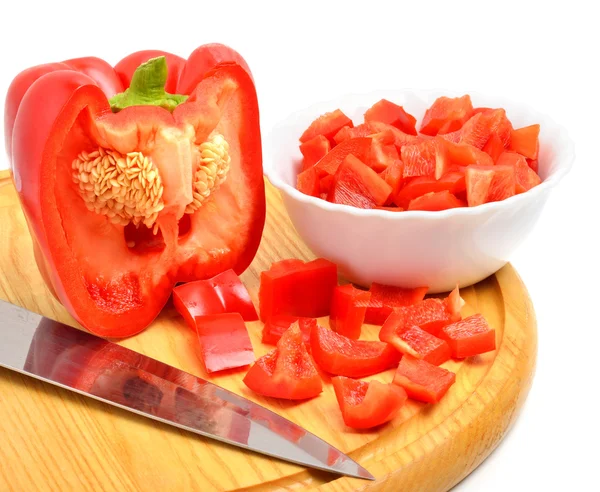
[0,299,374,481]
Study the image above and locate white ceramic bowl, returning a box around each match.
[264,90,574,293]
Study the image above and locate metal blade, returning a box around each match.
[0,299,374,480]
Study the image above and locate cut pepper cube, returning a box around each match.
[420,95,474,136]
[300,109,353,145]
[327,154,392,208]
[439,313,496,358]
[329,284,371,339]
[261,315,316,345]
[364,99,418,136]
[365,283,428,325]
[509,124,540,160]
[393,355,456,403]
[300,134,330,170]
[195,313,255,373]
[259,258,337,322]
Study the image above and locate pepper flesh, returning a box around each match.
[6,44,265,337]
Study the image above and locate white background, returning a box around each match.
[1,1,598,490]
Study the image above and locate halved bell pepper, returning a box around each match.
[5,44,265,337]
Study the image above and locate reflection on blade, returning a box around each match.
[0,300,374,480]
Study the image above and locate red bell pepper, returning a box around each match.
[439,314,496,358]
[261,316,316,345]
[332,123,375,145]
[173,269,258,331]
[393,355,456,403]
[310,325,401,377]
[5,44,265,338]
[364,283,428,325]
[383,325,451,366]
[313,137,373,175]
[394,171,466,208]
[259,258,337,322]
[407,191,465,211]
[243,323,323,400]
[419,95,474,136]
[194,313,255,373]
[300,109,353,146]
[296,167,321,197]
[332,376,407,429]
[327,154,392,209]
[329,284,371,339]
[496,152,542,194]
[509,124,540,159]
[300,135,331,171]
[364,99,418,136]
[379,297,461,342]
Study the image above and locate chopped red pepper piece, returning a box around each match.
[527,158,539,174]
[310,325,401,377]
[443,139,494,168]
[332,376,407,429]
[482,109,513,146]
[380,297,460,341]
[364,98,418,136]
[259,258,337,322]
[394,171,465,208]
[243,323,322,400]
[420,95,474,136]
[329,284,371,339]
[261,316,316,345]
[366,134,401,172]
[379,159,405,205]
[384,325,451,365]
[194,313,254,373]
[407,191,465,211]
[368,121,422,149]
[450,112,490,149]
[300,135,331,171]
[445,285,465,319]
[401,139,446,178]
[300,109,353,145]
[393,355,456,403]
[313,137,373,175]
[327,154,392,209]
[465,165,516,206]
[173,270,258,331]
[482,134,506,163]
[364,283,428,325]
[5,45,265,338]
[496,152,542,193]
[332,123,375,145]
[439,313,496,358]
[509,124,540,159]
[296,167,321,197]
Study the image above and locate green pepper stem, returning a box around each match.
[109,56,188,113]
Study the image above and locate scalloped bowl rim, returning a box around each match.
[264,88,575,220]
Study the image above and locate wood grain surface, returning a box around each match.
[0,169,537,491]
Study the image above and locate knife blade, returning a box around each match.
[0,299,374,481]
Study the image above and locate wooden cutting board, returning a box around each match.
[0,169,537,492]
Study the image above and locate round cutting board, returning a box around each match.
[0,170,536,491]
